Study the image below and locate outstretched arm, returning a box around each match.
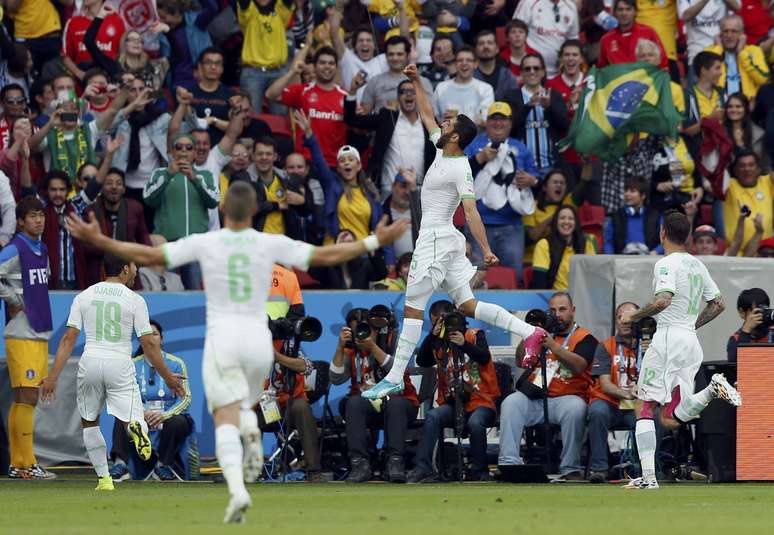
[404,64,438,133]
[310,218,411,267]
[695,296,726,330]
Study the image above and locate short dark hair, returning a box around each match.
[29,78,52,111]
[693,51,722,78]
[396,252,413,271]
[44,170,70,191]
[82,68,108,88]
[521,53,546,70]
[106,167,126,183]
[224,181,257,221]
[506,19,529,35]
[197,46,224,65]
[732,148,759,169]
[456,44,476,60]
[474,29,497,47]
[385,35,411,54]
[77,162,98,180]
[397,79,413,96]
[0,83,24,101]
[255,136,277,152]
[314,46,338,65]
[662,209,692,244]
[453,114,478,150]
[351,26,375,46]
[429,299,455,318]
[737,288,770,311]
[624,176,648,195]
[614,0,637,10]
[149,319,163,337]
[431,34,456,54]
[103,253,129,277]
[560,39,583,57]
[16,195,45,221]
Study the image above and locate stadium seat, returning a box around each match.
[295,268,321,289]
[578,202,605,251]
[255,112,293,138]
[453,205,466,228]
[522,266,534,289]
[484,266,519,289]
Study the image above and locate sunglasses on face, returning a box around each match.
[80,174,97,182]
[174,143,194,151]
[4,96,26,104]
[523,65,543,72]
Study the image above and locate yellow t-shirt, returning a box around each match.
[722,176,774,255]
[533,235,597,290]
[238,0,293,68]
[337,186,371,241]
[8,0,61,39]
[636,0,677,60]
[263,176,286,235]
[693,86,722,120]
[523,196,578,264]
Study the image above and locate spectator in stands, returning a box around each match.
[499,291,597,480]
[227,93,272,141]
[524,165,592,264]
[465,101,537,274]
[434,45,494,126]
[678,0,739,67]
[82,165,152,287]
[683,51,725,144]
[61,0,125,82]
[329,308,419,483]
[267,46,347,169]
[727,288,774,362]
[758,238,774,257]
[532,205,597,290]
[587,302,642,483]
[603,176,662,254]
[137,235,185,291]
[635,0,678,77]
[0,27,32,97]
[296,109,382,243]
[110,320,193,481]
[420,34,457,89]
[308,228,387,289]
[5,0,63,76]
[546,40,586,116]
[344,78,436,198]
[0,169,16,247]
[721,150,774,255]
[0,84,29,150]
[693,224,721,255]
[284,151,325,244]
[143,133,219,288]
[80,69,113,126]
[329,15,388,94]
[422,0,475,48]
[247,136,309,240]
[188,48,235,145]
[408,300,499,482]
[473,30,518,101]
[513,0,580,77]
[375,251,413,290]
[30,79,54,128]
[597,0,668,69]
[157,0,216,90]
[361,36,432,114]
[724,93,770,173]
[704,15,769,101]
[380,168,420,267]
[503,54,570,177]
[500,19,536,80]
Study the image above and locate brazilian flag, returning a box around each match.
[559,62,681,161]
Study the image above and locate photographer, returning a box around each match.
[408,300,499,483]
[727,288,774,362]
[498,292,598,480]
[587,302,651,483]
[329,308,419,483]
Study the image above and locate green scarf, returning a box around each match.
[47,125,95,185]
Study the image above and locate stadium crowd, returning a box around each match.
[0,0,773,483]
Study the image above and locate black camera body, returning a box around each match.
[757,308,774,328]
[632,316,657,341]
[525,309,559,334]
[442,311,467,335]
[345,321,372,349]
[269,316,322,342]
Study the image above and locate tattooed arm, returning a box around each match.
[626,292,674,323]
[695,296,726,330]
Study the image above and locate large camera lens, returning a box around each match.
[296,317,322,342]
[354,322,372,341]
[443,311,466,333]
[369,304,391,329]
[525,309,548,328]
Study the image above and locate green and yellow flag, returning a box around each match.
[559,62,681,160]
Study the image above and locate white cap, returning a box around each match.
[337,145,361,162]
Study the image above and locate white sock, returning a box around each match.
[385,318,424,384]
[216,424,247,497]
[239,409,259,436]
[83,427,109,478]
[674,385,714,422]
[474,302,535,338]
[635,419,657,481]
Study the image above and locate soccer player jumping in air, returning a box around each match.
[364,64,546,401]
[621,210,742,490]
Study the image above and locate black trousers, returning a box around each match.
[284,398,321,471]
[344,395,418,460]
[112,415,193,466]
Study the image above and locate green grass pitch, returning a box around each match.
[1,480,773,534]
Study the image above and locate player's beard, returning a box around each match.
[436,132,453,149]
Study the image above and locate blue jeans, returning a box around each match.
[240,64,288,115]
[470,221,525,275]
[587,399,635,472]
[498,392,587,475]
[414,404,496,475]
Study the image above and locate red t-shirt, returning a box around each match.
[280,82,347,168]
[597,23,668,69]
[738,0,774,45]
[500,45,539,78]
[61,13,125,66]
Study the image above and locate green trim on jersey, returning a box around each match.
[66,323,80,330]
[138,330,154,337]
[460,194,476,200]
[162,243,173,268]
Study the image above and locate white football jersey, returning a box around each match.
[652,252,720,330]
[163,229,313,328]
[67,282,153,360]
[419,130,476,230]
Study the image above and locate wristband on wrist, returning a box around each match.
[363,234,380,252]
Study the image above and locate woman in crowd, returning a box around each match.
[309,229,388,289]
[531,205,597,290]
[295,109,382,245]
[724,93,769,173]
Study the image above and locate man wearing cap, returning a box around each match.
[757,238,774,258]
[463,101,537,274]
[693,225,721,255]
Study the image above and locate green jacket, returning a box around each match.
[143,167,219,241]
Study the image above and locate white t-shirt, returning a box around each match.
[380,111,425,198]
[652,252,721,330]
[162,228,313,328]
[514,0,580,77]
[419,131,476,230]
[66,281,153,360]
[433,78,494,124]
[677,0,728,62]
[341,48,389,96]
